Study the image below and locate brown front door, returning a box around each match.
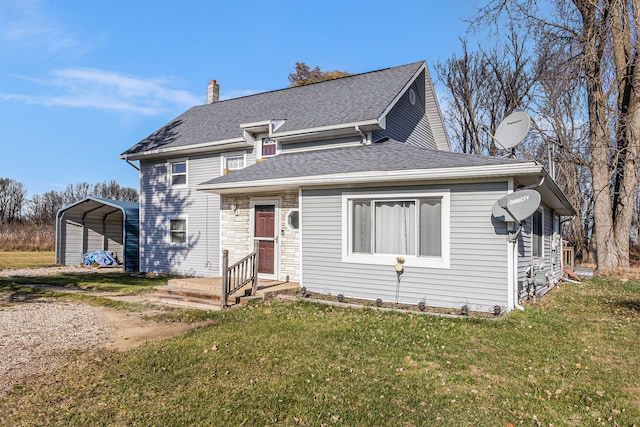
[254,205,275,275]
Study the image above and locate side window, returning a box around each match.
[532,209,543,258]
[170,161,187,186]
[169,218,187,244]
[287,209,300,231]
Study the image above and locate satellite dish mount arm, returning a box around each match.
[498,199,524,243]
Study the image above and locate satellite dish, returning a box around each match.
[493,111,531,150]
[492,189,541,223]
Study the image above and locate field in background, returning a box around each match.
[0,251,55,269]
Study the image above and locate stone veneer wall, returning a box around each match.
[221,191,299,282]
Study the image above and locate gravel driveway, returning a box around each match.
[0,266,203,397]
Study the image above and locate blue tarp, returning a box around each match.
[83,250,118,266]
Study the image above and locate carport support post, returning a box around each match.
[221,250,229,309]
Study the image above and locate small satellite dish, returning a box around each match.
[493,111,531,150]
[492,189,541,223]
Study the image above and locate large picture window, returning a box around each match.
[344,191,450,268]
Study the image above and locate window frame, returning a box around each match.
[168,159,188,188]
[168,217,188,245]
[222,154,246,174]
[261,137,277,158]
[342,190,450,269]
[532,208,544,259]
[286,209,300,231]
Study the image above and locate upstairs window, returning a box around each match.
[224,155,245,173]
[262,137,277,157]
[170,161,187,186]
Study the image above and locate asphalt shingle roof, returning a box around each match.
[199,141,533,187]
[121,62,425,156]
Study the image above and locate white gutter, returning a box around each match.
[199,163,544,193]
[270,119,380,138]
[120,137,248,161]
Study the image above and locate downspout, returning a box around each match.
[506,177,524,311]
[125,159,140,171]
[355,125,368,145]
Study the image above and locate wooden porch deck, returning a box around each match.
[150,277,300,310]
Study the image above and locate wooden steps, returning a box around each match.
[149,279,300,310]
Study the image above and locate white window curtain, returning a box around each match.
[226,156,244,170]
[419,198,441,256]
[374,201,416,255]
[352,201,371,253]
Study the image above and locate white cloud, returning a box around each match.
[0,67,202,115]
[0,0,85,58]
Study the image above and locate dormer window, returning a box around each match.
[262,137,277,157]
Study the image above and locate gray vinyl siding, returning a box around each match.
[139,155,221,276]
[301,182,510,312]
[423,64,450,151]
[280,136,362,153]
[372,72,437,150]
[516,205,560,299]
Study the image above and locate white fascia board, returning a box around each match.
[120,137,248,161]
[240,120,271,132]
[376,62,426,124]
[198,162,543,193]
[271,119,380,139]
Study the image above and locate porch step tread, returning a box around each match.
[154,285,222,300]
[146,294,222,311]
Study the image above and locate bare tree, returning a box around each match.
[0,177,27,225]
[473,0,640,271]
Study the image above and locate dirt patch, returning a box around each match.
[98,306,210,351]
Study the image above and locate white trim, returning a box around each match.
[507,177,515,311]
[120,137,248,161]
[199,163,544,193]
[250,197,282,280]
[221,153,246,174]
[271,119,380,138]
[341,190,450,269]
[168,216,188,246]
[168,159,188,188]
[298,187,303,287]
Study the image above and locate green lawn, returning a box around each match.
[0,251,55,269]
[1,277,639,426]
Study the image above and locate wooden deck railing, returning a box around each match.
[562,245,575,269]
[221,241,259,308]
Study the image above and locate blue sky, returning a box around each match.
[0,0,480,197]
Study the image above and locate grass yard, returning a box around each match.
[1,277,639,426]
[0,251,54,269]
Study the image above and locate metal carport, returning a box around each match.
[55,197,139,271]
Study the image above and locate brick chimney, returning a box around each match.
[206,79,219,104]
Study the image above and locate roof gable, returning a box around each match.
[121,62,429,158]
